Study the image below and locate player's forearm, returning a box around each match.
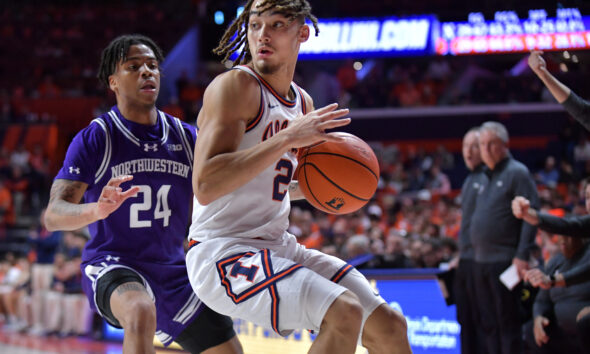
[44,200,99,231]
[536,68,571,103]
[193,132,292,205]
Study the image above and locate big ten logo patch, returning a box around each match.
[167,144,183,151]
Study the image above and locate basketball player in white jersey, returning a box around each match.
[186,1,411,353]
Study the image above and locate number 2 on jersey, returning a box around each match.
[272,159,293,201]
[130,184,172,228]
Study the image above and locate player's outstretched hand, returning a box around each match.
[94,175,140,220]
[528,50,547,77]
[284,103,351,148]
[511,196,530,219]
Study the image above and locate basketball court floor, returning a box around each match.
[0,327,181,354]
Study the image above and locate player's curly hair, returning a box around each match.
[97,34,164,87]
[213,0,319,65]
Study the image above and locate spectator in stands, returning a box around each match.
[27,209,62,336]
[0,254,31,332]
[453,127,488,354]
[378,232,413,268]
[470,121,539,354]
[9,144,30,172]
[426,164,451,196]
[535,156,559,188]
[45,229,89,337]
[7,165,29,218]
[0,177,14,231]
[521,234,590,354]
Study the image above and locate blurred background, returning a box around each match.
[1,0,590,352]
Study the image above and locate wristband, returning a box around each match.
[549,274,556,287]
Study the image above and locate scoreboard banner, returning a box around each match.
[299,16,436,59]
[436,8,590,55]
[280,7,590,58]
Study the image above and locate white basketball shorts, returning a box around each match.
[185,232,385,336]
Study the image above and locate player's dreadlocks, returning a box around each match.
[97,34,164,87]
[213,0,319,65]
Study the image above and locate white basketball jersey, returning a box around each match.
[189,65,307,242]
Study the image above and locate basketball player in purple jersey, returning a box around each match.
[45,34,242,354]
[186,1,411,353]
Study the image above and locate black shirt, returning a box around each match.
[533,243,590,335]
[470,156,539,262]
[562,91,590,132]
[538,212,590,286]
[459,163,487,260]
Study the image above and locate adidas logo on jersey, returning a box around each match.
[144,143,159,152]
[69,166,80,174]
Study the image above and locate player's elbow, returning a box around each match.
[193,180,216,206]
[43,209,59,231]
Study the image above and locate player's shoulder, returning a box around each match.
[200,66,261,123]
[206,67,260,98]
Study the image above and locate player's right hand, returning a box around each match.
[283,103,351,148]
[528,51,547,77]
[524,268,552,289]
[94,175,140,220]
[511,196,530,219]
[533,315,550,346]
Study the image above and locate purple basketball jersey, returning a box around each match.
[55,106,201,345]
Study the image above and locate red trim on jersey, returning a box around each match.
[295,85,307,114]
[330,264,353,283]
[239,65,297,107]
[246,90,265,132]
[188,239,201,251]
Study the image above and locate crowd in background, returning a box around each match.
[2,0,590,343]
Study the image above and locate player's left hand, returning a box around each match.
[94,175,140,220]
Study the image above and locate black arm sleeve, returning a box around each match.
[562,91,590,132]
[533,260,555,318]
[537,213,590,239]
[561,261,590,287]
[532,288,553,318]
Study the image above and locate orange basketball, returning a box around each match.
[296,132,379,214]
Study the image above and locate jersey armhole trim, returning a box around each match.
[92,118,112,184]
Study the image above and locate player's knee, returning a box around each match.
[323,291,363,335]
[364,306,408,347]
[120,299,156,335]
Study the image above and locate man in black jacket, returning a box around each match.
[454,127,488,354]
[470,121,539,354]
